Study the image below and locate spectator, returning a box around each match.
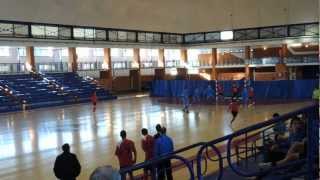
[154,127,174,180]
[53,143,81,180]
[90,165,120,180]
[261,117,305,165]
[153,124,162,140]
[141,128,155,180]
[115,130,137,180]
[272,113,287,138]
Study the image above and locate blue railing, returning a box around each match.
[120,103,319,180]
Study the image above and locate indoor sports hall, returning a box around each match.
[0,0,318,179]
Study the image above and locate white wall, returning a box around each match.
[0,0,317,33]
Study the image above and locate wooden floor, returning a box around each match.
[0,96,312,180]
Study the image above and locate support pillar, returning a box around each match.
[158,48,165,68]
[244,46,251,80]
[155,48,166,80]
[177,49,188,79]
[68,47,78,72]
[101,48,113,90]
[26,46,36,72]
[276,44,289,80]
[180,48,188,66]
[279,44,288,63]
[132,48,141,91]
[211,48,217,80]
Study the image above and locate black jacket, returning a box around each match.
[53,152,81,180]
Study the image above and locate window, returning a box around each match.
[118,31,127,41]
[76,48,90,57]
[61,49,69,57]
[85,29,95,39]
[0,47,10,56]
[93,48,104,57]
[31,25,45,37]
[140,49,158,65]
[34,48,53,57]
[0,23,13,36]
[58,26,72,39]
[164,49,180,67]
[73,28,85,39]
[95,29,106,40]
[220,31,233,40]
[45,26,58,37]
[18,48,26,56]
[14,24,29,37]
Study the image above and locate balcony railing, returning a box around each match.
[285,57,319,64]
[36,62,69,72]
[165,60,181,68]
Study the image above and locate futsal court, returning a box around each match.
[0,96,313,180]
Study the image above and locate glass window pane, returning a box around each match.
[45,26,58,38]
[85,29,95,39]
[108,31,117,41]
[127,32,136,41]
[93,48,104,56]
[95,29,106,40]
[145,33,154,42]
[118,31,127,41]
[138,33,146,42]
[0,23,13,36]
[34,47,53,57]
[220,31,233,40]
[58,26,72,39]
[32,25,45,37]
[73,28,85,39]
[153,33,161,42]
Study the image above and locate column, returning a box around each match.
[133,48,141,91]
[177,49,188,79]
[26,46,36,72]
[279,44,288,63]
[102,48,113,90]
[155,48,165,80]
[244,46,251,80]
[211,48,218,80]
[68,47,78,72]
[180,48,188,65]
[276,44,289,79]
[158,48,165,68]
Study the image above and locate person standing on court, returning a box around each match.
[141,128,155,180]
[53,143,81,180]
[154,127,174,180]
[228,98,240,125]
[115,130,137,180]
[90,91,98,112]
[231,82,239,100]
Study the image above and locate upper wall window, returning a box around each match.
[31,25,58,38]
[220,31,233,41]
[73,28,85,39]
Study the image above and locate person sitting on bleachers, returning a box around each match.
[260,116,306,166]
